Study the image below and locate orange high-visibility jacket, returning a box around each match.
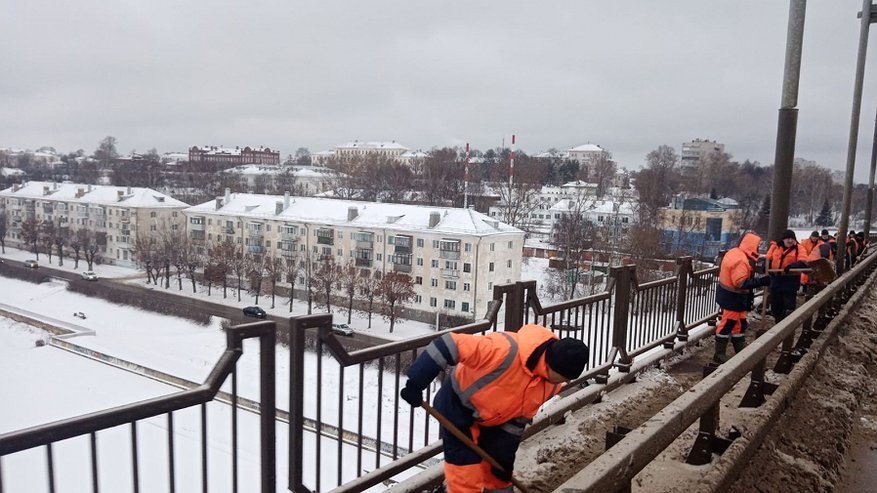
[800,237,818,256]
[766,241,806,287]
[439,324,562,427]
[719,232,761,292]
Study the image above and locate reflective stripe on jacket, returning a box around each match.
[426,324,561,427]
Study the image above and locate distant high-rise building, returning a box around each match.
[680,139,724,174]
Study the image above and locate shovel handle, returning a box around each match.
[421,401,531,493]
[767,268,812,273]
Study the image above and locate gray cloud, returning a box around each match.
[2,1,877,181]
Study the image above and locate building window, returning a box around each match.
[463,263,471,273]
[432,240,439,248]
[431,259,439,268]
[463,282,470,292]
[507,260,512,268]
[465,243,472,252]
[338,249,343,256]
[489,262,494,272]
[417,257,424,266]
[150,211,157,218]
[461,302,470,313]
[415,276,423,285]
[431,278,438,287]
[417,238,424,248]
[415,295,422,304]
[444,299,456,309]
[488,282,492,290]
[490,243,495,252]
[172,211,178,218]
[376,254,382,261]
[445,280,456,290]
[508,241,513,249]
[430,297,437,307]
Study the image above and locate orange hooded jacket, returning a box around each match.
[439,324,562,427]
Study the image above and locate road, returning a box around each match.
[0,260,390,348]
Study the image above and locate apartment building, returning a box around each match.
[310,140,428,166]
[680,139,725,176]
[184,190,524,319]
[188,145,280,166]
[0,181,189,267]
[657,195,741,260]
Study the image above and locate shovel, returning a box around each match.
[421,400,531,493]
[767,258,836,285]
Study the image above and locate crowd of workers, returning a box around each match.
[397,227,869,492]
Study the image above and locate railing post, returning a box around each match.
[504,282,526,332]
[686,362,737,464]
[674,256,693,341]
[609,265,634,372]
[288,317,307,493]
[260,323,277,493]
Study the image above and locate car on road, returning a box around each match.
[80,271,99,281]
[242,306,267,319]
[23,259,38,268]
[331,323,354,336]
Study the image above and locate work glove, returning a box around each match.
[757,275,771,287]
[400,383,424,407]
[740,275,770,290]
[490,465,513,483]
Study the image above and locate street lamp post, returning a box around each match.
[836,0,877,274]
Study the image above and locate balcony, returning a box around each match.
[225,226,235,235]
[440,250,461,261]
[191,231,206,241]
[248,245,266,254]
[393,263,412,273]
[77,209,89,218]
[355,257,373,267]
[248,230,264,239]
[355,232,374,249]
[190,217,206,231]
[441,269,460,278]
[280,248,296,257]
[439,240,461,260]
[282,231,299,242]
[317,235,334,246]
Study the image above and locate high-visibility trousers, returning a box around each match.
[716,309,748,339]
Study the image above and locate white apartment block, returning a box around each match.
[566,143,611,166]
[680,139,725,173]
[0,181,189,267]
[487,181,599,239]
[185,190,524,319]
[310,140,428,166]
[219,164,337,195]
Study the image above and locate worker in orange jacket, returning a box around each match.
[714,232,771,363]
[401,325,588,493]
[799,231,820,257]
[766,230,808,323]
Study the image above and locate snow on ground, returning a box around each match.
[0,316,421,492]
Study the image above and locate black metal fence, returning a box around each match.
[286,256,722,492]
[0,320,277,493]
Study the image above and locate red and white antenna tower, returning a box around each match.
[509,134,516,187]
[464,142,470,209]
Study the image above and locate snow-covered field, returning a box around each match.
[0,275,434,492]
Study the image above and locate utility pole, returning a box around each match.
[767,0,808,244]
[866,115,877,237]
[837,0,876,274]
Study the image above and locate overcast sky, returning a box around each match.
[4,1,877,181]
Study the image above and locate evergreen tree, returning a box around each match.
[816,199,833,226]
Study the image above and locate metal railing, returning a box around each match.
[287,255,723,491]
[556,247,877,492]
[0,321,277,493]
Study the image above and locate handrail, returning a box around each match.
[0,320,275,456]
[557,249,877,492]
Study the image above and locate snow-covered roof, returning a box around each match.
[562,180,598,188]
[191,146,275,156]
[567,143,607,153]
[187,193,523,237]
[1,167,26,177]
[549,199,634,215]
[220,164,335,177]
[336,140,409,151]
[535,150,566,159]
[0,181,189,208]
[400,150,428,159]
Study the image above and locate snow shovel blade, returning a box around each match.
[807,258,836,284]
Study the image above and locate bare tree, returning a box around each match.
[283,253,303,313]
[247,253,266,305]
[312,256,341,312]
[357,270,382,328]
[54,224,68,267]
[69,228,83,269]
[263,252,283,309]
[378,272,415,333]
[182,237,202,293]
[134,236,160,284]
[79,230,103,271]
[0,212,7,254]
[491,158,546,232]
[229,247,247,302]
[589,154,617,198]
[20,217,40,258]
[209,240,237,298]
[550,195,597,300]
[39,220,55,264]
[338,261,359,324]
[634,145,681,225]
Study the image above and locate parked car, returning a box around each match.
[242,306,267,319]
[331,323,354,336]
[23,259,38,269]
[80,271,99,281]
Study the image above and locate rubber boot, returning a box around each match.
[731,337,746,355]
[713,337,729,364]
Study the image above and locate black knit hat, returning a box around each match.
[810,231,819,238]
[821,229,830,236]
[781,229,796,240]
[545,338,589,380]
